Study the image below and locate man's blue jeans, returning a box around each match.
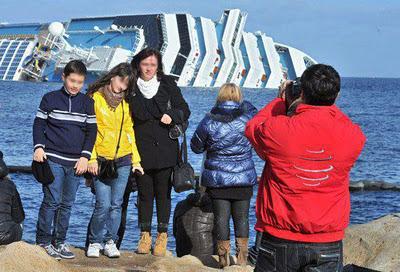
[255,233,343,272]
[88,166,130,244]
[36,160,81,245]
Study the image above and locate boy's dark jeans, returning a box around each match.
[36,160,80,245]
[255,233,343,272]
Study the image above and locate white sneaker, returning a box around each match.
[86,243,103,258]
[103,240,120,258]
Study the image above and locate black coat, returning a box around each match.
[128,75,191,170]
[0,177,25,228]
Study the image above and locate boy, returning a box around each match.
[33,60,97,259]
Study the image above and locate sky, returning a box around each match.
[1,0,398,78]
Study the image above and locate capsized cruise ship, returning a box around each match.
[0,9,317,88]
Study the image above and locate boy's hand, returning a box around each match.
[132,165,144,176]
[33,148,47,162]
[88,161,99,176]
[74,157,88,175]
[160,114,172,125]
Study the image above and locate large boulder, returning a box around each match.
[0,242,72,272]
[344,213,400,271]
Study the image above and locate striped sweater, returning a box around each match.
[33,87,97,166]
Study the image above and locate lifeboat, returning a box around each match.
[261,74,267,81]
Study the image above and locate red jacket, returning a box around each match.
[245,98,365,242]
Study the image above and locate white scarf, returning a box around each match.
[137,76,160,99]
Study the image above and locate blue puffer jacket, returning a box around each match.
[191,100,258,188]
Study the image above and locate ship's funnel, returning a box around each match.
[48,22,65,37]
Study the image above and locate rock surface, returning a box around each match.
[344,213,400,272]
[349,181,400,191]
[1,214,399,272]
[0,242,253,272]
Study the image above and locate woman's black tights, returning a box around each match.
[212,198,250,241]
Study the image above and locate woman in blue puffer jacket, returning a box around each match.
[190,83,257,268]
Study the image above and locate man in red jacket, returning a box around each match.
[245,64,365,272]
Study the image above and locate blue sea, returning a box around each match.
[0,78,399,252]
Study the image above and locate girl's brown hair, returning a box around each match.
[87,62,134,97]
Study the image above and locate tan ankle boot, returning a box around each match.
[153,232,168,257]
[137,232,152,254]
[236,237,249,266]
[217,240,230,268]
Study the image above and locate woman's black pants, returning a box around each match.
[212,198,250,241]
[137,168,172,233]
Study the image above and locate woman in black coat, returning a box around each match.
[128,48,190,256]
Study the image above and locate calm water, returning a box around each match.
[0,78,399,251]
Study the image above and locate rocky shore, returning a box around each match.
[1,213,399,272]
[349,181,400,192]
[343,213,400,272]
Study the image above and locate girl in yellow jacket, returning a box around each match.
[85,63,143,258]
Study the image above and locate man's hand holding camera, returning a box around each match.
[278,79,304,116]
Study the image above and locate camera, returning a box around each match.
[285,77,302,103]
[279,78,302,116]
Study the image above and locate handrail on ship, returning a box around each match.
[132,30,141,52]
[159,14,168,55]
[66,26,137,34]
[0,34,35,40]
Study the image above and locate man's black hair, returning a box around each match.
[63,60,87,77]
[300,64,340,106]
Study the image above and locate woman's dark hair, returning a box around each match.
[130,48,164,81]
[127,48,164,98]
[87,62,135,97]
[300,64,340,106]
[63,60,87,77]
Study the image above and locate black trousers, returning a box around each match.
[212,198,250,241]
[255,233,343,272]
[116,183,134,249]
[137,167,172,233]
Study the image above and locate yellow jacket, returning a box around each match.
[89,91,141,166]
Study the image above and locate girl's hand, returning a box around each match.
[132,165,144,176]
[88,161,99,176]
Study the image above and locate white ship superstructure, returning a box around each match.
[0,9,317,88]
[214,9,247,87]
[241,32,264,88]
[256,32,283,88]
[176,14,201,87]
[159,14,180,74]
[192,17,220,87]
